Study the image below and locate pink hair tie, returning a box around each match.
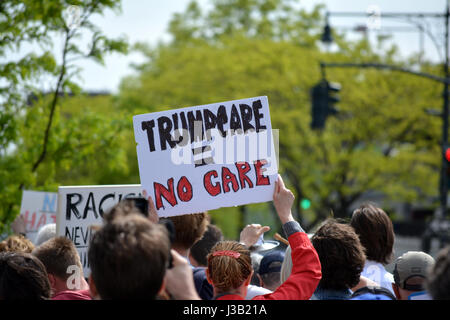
[212,250,241,259]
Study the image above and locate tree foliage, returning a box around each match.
[118,0,443,235]
[0,0,128,234]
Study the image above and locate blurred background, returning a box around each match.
[2,0,450,262]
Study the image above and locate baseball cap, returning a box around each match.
[258,250,285,275]
[393,251,435,291]
[351,286,396,300]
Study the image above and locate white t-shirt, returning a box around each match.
[360,260,395,295]
[245,285,272,300]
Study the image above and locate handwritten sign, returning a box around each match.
[19,190,57,243]
[133,96,278,217]
[56,184,142,277]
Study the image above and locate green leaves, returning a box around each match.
[118,1,443,233]
[0,0,128,234]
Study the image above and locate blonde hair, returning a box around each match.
[0,234,35,253]
[207,241,252,293]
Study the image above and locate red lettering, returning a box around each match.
[221,167,239,193]
[235,161,253,189]
[36,213,46,230]
[177,176,193,202]
[204,170,221,196]
[254,159,270,186]
[154,178,178,210]
[22,211,36,231]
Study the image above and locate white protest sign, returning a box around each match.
[56,184,142,278]
[133,96,278,218]
[19,190,58,243]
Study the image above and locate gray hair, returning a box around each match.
[34,223,56,246]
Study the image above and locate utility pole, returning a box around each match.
[440,0,450,221]
[321,3,450,251]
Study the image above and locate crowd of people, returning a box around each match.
[1,174,449,300]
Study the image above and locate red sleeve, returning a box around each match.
[253,232,321,300]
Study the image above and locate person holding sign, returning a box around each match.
[205,175,322,300]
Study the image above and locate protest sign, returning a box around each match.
[133,96,278,218]
[19,190,57,243]
[56,184,142,277]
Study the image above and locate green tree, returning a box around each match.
[0,0,128,233]
[118,0,443,237]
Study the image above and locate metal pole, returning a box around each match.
[441,0,449,219]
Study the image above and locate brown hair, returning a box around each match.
[426,246,450,300]
[311,219,366,290]
[0,234,35,253]
[102,199,144,223]
[88,213,170,299]
[207,241,252,293]
[32,236,82,281]
[166,212,209,250]
[190,224,223,266]
[350,203,394,264]
[0,251,51,300]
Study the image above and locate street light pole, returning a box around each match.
[321,4,450,251]
[441,0,450,220]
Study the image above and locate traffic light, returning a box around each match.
[300,198,311,210]
[310,79,340,130]
[445,146,450,188]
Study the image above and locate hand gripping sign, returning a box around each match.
[133,96,278,217]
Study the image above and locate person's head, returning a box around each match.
[189,223,223,267]
[35,223,56,246]
[311,219,366,291]
[206,240,253,297]
[102,198,146,223]
[392,251,435,300]
[0,234,35,253]
[165,212,209,254]
[426,246,450,300]
[32,236,85,295]
[88,213,170,300]
[350,203,394,265]
[0,251,51,300]
[258,250,285,291]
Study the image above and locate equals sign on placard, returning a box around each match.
[192,145,214,167]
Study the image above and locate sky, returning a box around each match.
[15,0,449,93]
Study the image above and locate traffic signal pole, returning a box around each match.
[319,2,450,251]
[441,0,449,220]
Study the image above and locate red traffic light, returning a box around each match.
[446,148,450,162]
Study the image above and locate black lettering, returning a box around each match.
[187,110,204,143]
[203,109,217,140]
[83,192,98,219]
[66,193,82,221]
[239,104,255,133]
[99,193,115,217]
[141,120,156,152]
[158,116,176,151]
[65,226,73,240]
[252,99,267,132]
[175,111,190,147]
[74,226,81,246]
[192,145,215,167]
[216,105,228,137]
[229,104,243,134]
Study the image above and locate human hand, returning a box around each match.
[11,215,26,235]
[239,224,270,248]
[143,190,159,224]
[273,174,295,225]
[164,249,201,300]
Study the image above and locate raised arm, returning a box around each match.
[254,175,322,300]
